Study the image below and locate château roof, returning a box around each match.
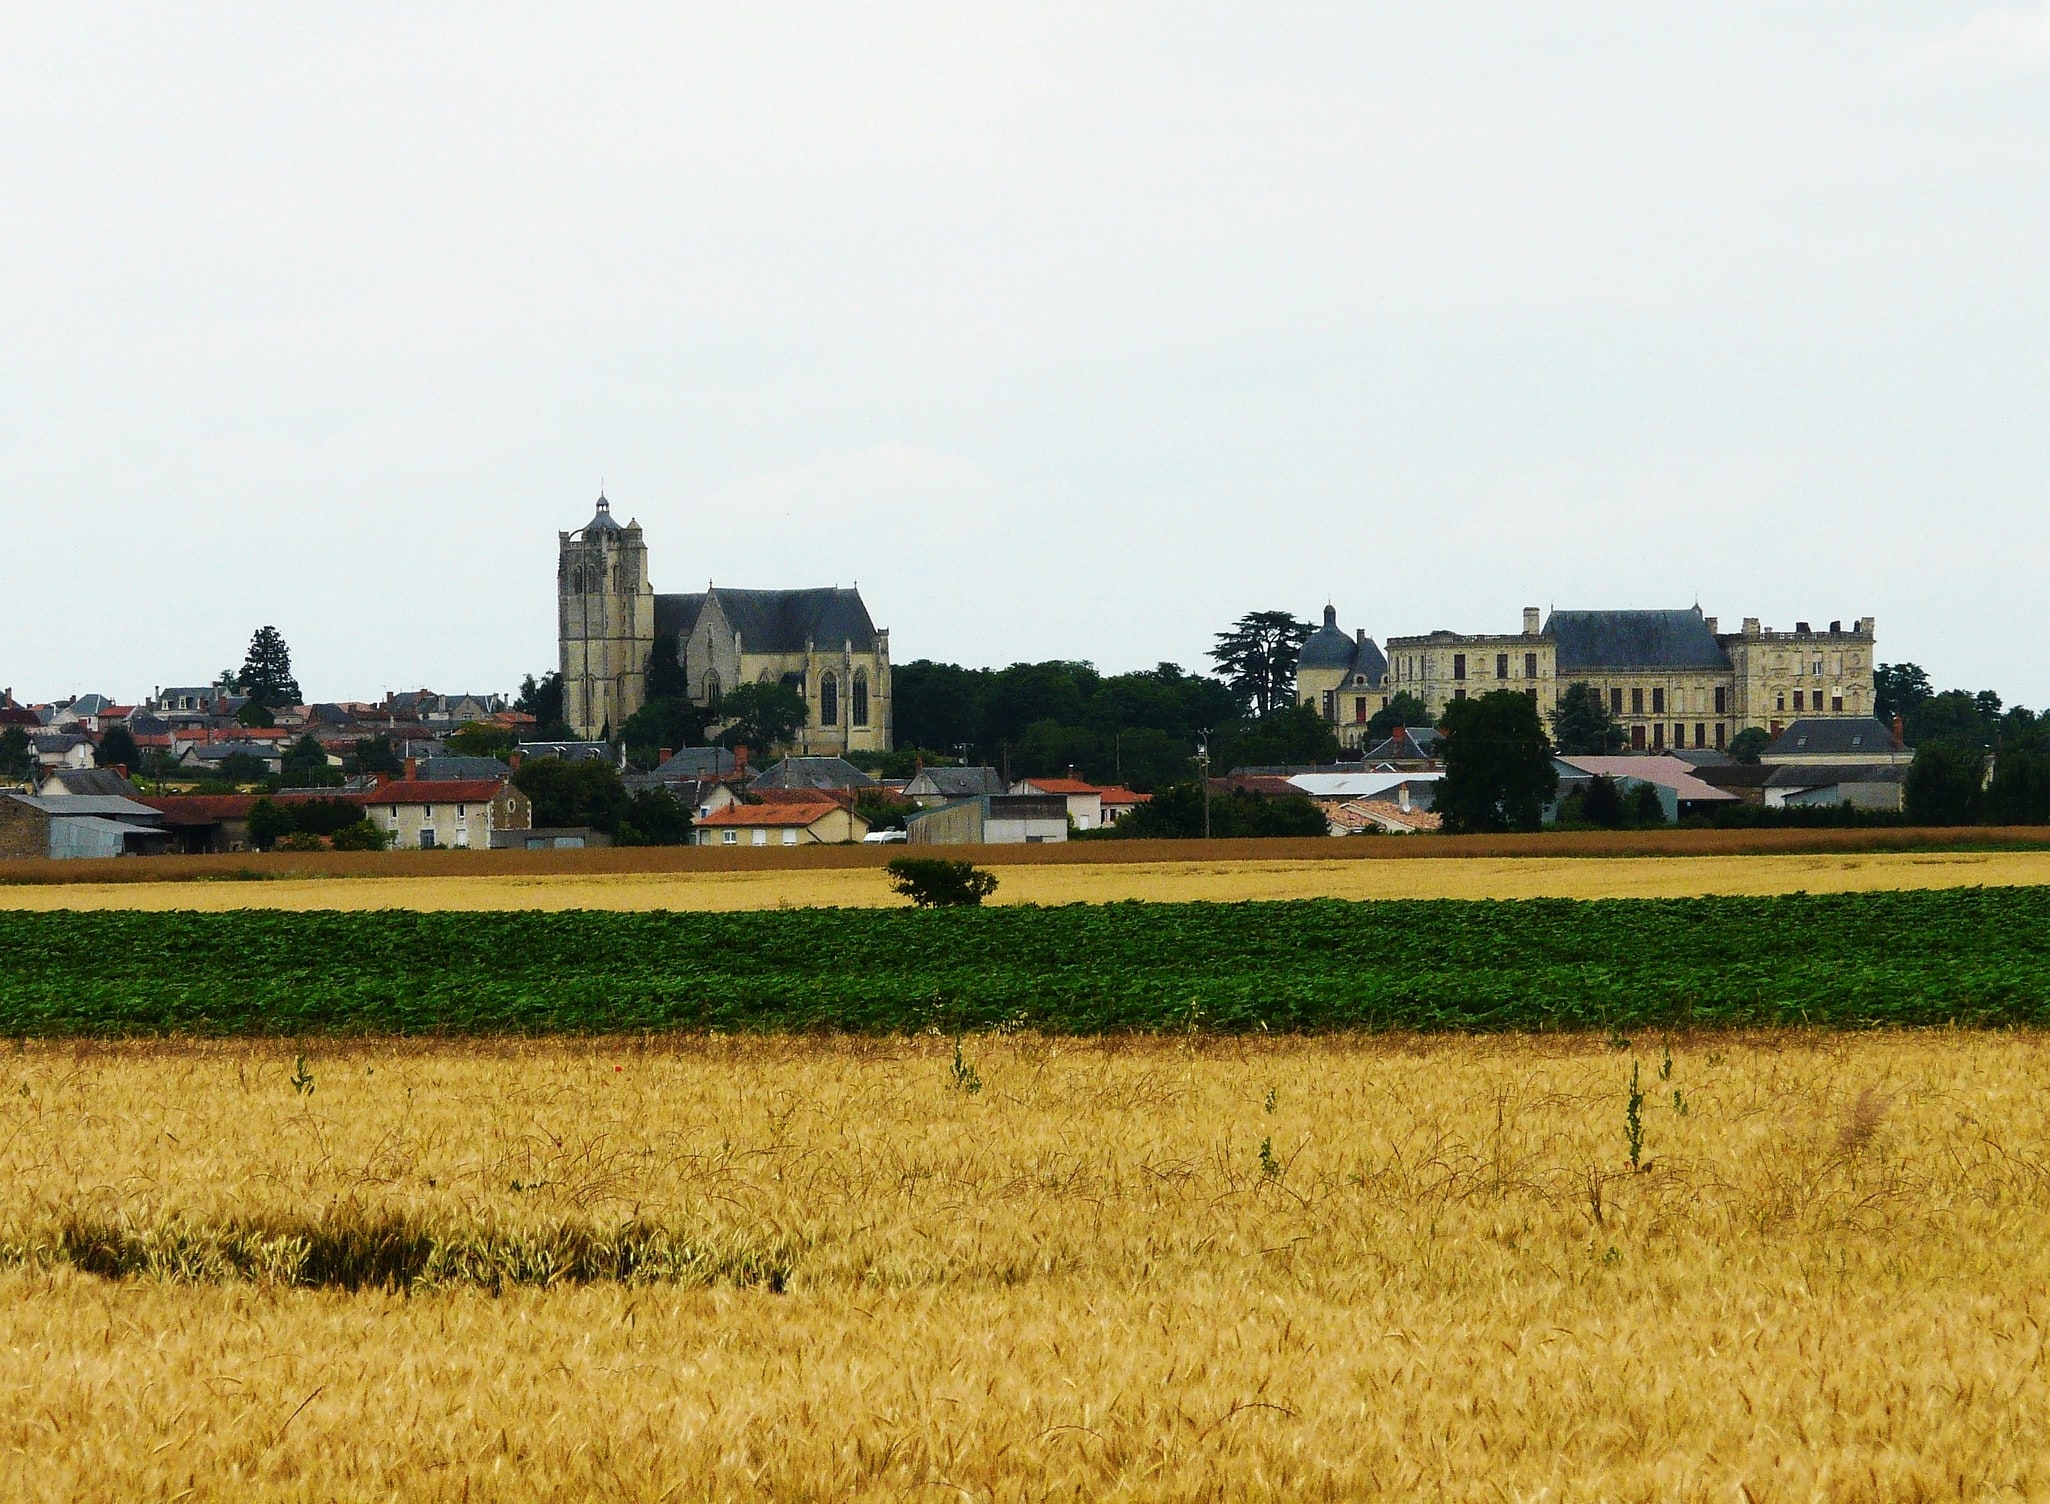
[1299,604,1389,683]
[1544,608,1731,672]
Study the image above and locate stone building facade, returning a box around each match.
[558,494,891,753]
[1308,605,1875,753]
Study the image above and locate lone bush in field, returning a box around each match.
[886,857,998,907]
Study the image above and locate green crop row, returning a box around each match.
[2,888,2048,1036]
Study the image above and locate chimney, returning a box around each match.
[1356,628,1366,644]
[1742,618,1761,638]
[1522,607,1541,635]
[1398,784,1411,813]
[1829,620,1841,634]
[509,750,523,769]
[116,764,128,779]
[1795,621,1810,634]
[735,744,749,777]
[404,757,417,780]
[658,747,673,766]
[1703,617,1717,635]
[1892,714,1906,747]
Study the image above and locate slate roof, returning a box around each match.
[1762,718,1901,759]
[653,746,740,778]
[137,795,259,824]
[1544,609,1731,672]
[6,793,164,821]
[580,494,623,533]
[417,756,513,781]
[39,768,142,797]
[906,766,1007,798]
[673,587,880,654]
[1361,727,1443,760]
[1299,606,1389,683]
[654,592,708,644]
[750,756,878,791]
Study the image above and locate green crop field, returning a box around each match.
[4,886,2048,1035]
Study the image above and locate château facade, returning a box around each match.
[1301,604,1876,754]
[557,494,891,752]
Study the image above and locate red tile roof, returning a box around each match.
[1019,777,1100,795]
[696,800,843,827]
[356,779,510,805]
[1097,786,1149,806]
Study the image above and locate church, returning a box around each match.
[557,494,892,752]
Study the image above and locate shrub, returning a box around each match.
[329,821,390,851]
[886,857,998,907]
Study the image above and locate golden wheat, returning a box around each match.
[1,1032,2046,1499]
[5,846,2050,912]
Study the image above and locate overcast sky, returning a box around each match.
[3,4,2047,707]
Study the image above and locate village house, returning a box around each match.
[693,799,868,846]
[360,778,531,850]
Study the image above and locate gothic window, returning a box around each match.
[820,672,839,727]
[704,669,722,702]
[852,670,870,727]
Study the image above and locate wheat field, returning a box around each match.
[3,1032,2046,1500]
[5,846,2050,911]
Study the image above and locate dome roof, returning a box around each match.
[1298,603,1359,671]
[582,494,622,534]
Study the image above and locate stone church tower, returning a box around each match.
[557,495,653,740]
[557,490,893,752]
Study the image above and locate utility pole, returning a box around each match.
[1195,733,1211,839]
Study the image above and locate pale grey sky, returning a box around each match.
[3,5,2047,706]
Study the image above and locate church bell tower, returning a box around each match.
[557,494,654,740]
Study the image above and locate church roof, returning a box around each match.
[580,495,622,534]
[1544,609,1731,672]
[660,586,880,653]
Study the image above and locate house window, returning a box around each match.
[722,829,737,845]
[422,805,432,819]
[1631,688,1645,716]
[852,670,869,727]
[1652,688,1665,715]
[1453,654,1466,681]
[421,828,437,849]
[1793,690,1805,712]
[456,805,466,825]
[820,672,838,727]
[1454,687,1467,701]
[1653,723,1665,749]
[1832,694,1843,713]
[1526,688,1537,703]
[1776,693,1785,712]
[1694,723,1705,747]
[1715,723,1726,749]
[1610,688,1623,716]
[752,829,768,846]
[1321,690,1337,720]
[1495,653,1508,680]
[1631,725,1646,750]
[1525,652,1537,680]
[782,829,798,846]
[1354,697,1368,723]
[1715,686,1727,714]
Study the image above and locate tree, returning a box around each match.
[1365,691,1432,744]
[516,671,572,741]
[1986,743,2050,825]
[1630,781,1668,825]
[713,682,807,752]
[615,787,694,846]
[238,626,302,709]
[1729,727,1771,765]
[351,736,404,776]
[279,733,339,787]
[217,752,269,784]
[1434,690,1558,834]
[1909,690,1999,750]
[1571,774,1625,827]
[1904,741,1985,825]
[620,695,710,769]
[1873,663,1933,728]
[1209,703,1339,772]
[1209,612,1313,719]
[96,726,141,772]
[330,820,390,851]
[1548,681,1626,755]
[1108,782,1327,839]
[512,756,630,833]
[0,727,31,781]
[886,857,999,907]
[446,721,516,760]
